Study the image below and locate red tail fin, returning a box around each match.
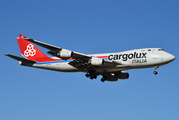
[17,34,50,62]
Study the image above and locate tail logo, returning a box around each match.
[24,44,36,57]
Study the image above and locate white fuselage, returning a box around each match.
[21,48,175,73]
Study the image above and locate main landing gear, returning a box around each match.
[153,66,159,75]
[85,70,107,82]
[85,69,97,80]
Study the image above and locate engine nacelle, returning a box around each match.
[90,58,104,66]
[56,49,73,60]
[115,71,129,79]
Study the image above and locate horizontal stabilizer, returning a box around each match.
[4,54,36,63]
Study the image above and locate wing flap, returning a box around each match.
[24,37,123,69]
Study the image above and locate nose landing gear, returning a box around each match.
[153,66,159,75]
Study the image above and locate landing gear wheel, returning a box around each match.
[86,69,97,80]
[101,75,106,82]
[153,71,158,75]
[101,78,105,82]
[90,76,94,80]
[87,74,97,80]
[85,74,90,77]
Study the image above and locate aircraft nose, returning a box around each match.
[171,54,175,61]
[163,52,175,63]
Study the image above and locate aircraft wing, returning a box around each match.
[24,38,91,60]
[4,54,36,63]
[24,38,123,69]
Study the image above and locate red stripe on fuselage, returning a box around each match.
[97,56,108,58]
[36,56,108,63]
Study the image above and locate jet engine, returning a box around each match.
[56,49,74,60]
[90,58,104,66]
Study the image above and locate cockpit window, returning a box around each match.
[158,49,164,51]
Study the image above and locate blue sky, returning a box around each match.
[1,0,179,120]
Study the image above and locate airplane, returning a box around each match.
[5,34,175,82]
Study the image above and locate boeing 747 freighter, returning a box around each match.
[5,34,175,82]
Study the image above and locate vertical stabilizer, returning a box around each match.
[17,34,51,62]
